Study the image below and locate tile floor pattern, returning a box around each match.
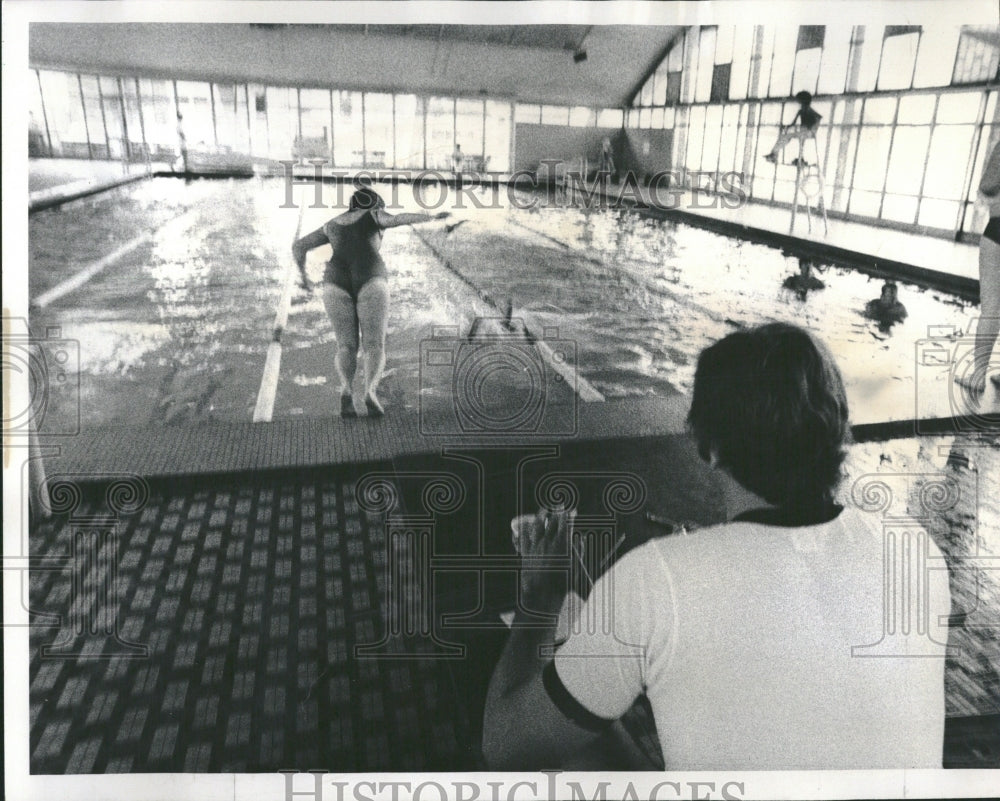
[27,469,472,773]
[25,462,1000,772]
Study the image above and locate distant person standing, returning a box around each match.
[453,143,463,173]
[956,139,1000,394]
[599,137,615,177]
[764,91,822,165]
[176,112,189,175]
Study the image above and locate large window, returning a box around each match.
[364,92,394,168]
[332,90,363,168]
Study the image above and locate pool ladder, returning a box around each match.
[789,134,829,237]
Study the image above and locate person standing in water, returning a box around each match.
[764,91,822,165]
[293,186,449,417]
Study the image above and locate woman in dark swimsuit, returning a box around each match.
[957,139,1000,394]
[293,187,448,417]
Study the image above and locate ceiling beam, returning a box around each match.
[624,29,683,107]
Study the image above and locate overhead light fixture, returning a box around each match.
[573,50,588,63]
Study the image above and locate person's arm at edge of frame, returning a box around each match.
[481,510,605,770]
[292,228,329,290]
[980,141,1000,197]
[374,209,450,228]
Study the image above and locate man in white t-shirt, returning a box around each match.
[483,323,951,770]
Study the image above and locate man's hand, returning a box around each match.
[517,508,576,603]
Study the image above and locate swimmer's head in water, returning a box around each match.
[795,90,813,106]
[687,323,849,509]
[880,281,898,303]
[349,187,386,211]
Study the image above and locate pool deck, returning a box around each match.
[568,179,981,300]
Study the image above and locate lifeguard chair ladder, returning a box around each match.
[789,133,828,236]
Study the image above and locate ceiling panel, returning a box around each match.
[29,23,682,108]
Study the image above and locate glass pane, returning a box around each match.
[702,105,722,170]
[639,108,651,129]
[730,27,754,100]
[897,94,936,125]
[99,76,125,158]
[38,71,88,157]
[265,86,297,160]
[936,92,981,124]
[852,26,884,93]
[79,75,108,156]
[917,197,960,229]
[365,92,394,168]
[792,48,821,95]
[880,194,918,224]
[716,26,735,64]
[718,105,738,172]
[299,88,331,159]
[695,27,717,102]
[651,107,665,129]
[121,79,145,156]
[28,72,49,156]
[248,84,269,161]
[817,24,853,96]
[754,27,775,99]
[455,98,483,170]
[394,94,424,170]
[596,108,623,128]
[653,67,668,106]
[541,105,568,126]
[913,28,962,88]
[922,125,975,199]
[852,126,893,191]
[138,78,178,159]
[425,96,454,171]
[884,127,930,195]
[177,80,215,153]
[849,188,882,218]
[953,26,1000,84]
[668,33,684,72]
[484,99,510,173]
[234,84,251,155]
[863,97,897,125]
[877,31,919,90]
[640,77,654,107]
[569,106,593,127]
[663,107,675,128]
[767,27,798,98]
[333,90,364,168]
[515,104,540,124]
[687,105,706,170]
[213,84,238,152]
[828,127,858,212]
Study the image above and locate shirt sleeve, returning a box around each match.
[551,546,656,721]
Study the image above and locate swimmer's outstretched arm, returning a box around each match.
[292,228,329,288]
[373,209,450,228]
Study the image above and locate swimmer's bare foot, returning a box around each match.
[954,372,986,394]
[340,394,358,418]
[364,393,385,417]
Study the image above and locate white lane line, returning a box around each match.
[32,209,200,309]
[33,235,150,309]
[252,204,305,423]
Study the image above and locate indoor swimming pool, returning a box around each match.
[28,175,988,430]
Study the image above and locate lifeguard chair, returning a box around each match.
[788,132,828,236]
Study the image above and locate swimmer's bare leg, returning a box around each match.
[322,283,360,417]
[358,277,390,416]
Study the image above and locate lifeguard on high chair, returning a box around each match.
[764,90,829,236]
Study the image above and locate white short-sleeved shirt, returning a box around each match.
[550,506,951,769]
